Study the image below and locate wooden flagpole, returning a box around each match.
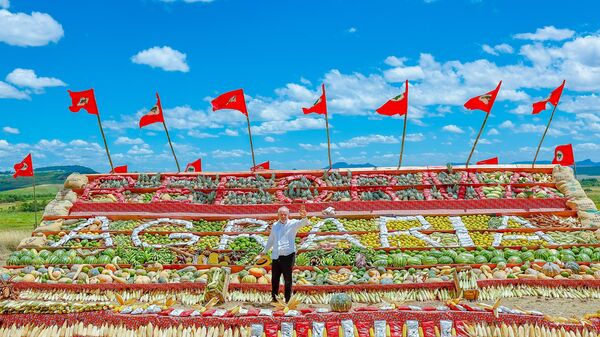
[162,121,180,172]
[325,113,333,170]
[32,169,37,229]
[246,114,256,167]
[397,113,408,170]
[466,113,490,168]
[532,103,558,168]
[95,113,114,172]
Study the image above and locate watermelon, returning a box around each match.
[504,249,519,257]
[480,250,494,261]
[455,253,474,264]
[534,249,550,260]
[97,255,112,265]
[54,249,66,257]
[474,255,488,264]
[490,256,507,264]
[521,251,535,262]
[592,252,600,262]
[6,256,20,266]
[560,254,576,262]
[491,250,505,258]
[579,248,593,257]
[31,257,44,266]
[103,248,116,258]
[58,256,71,265]
[438,256,454,264]
[38,250,51,259]
[84,256,97,265]
[428,250,442,258]
[576,254,592,262]
[442,250,458,260]
[421,256,438,265]
[47,255,61,265]
[19,256,33,266]
[407,257,422,266]
[72,256,85,265]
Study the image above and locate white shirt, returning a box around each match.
[263,217,308,259]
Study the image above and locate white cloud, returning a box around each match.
[405,133,425,142]
[442,125,464,134]
[0,81,28,99]
[487,128,499,136]
[264,136,275,143]
[131,46,189,72]
[251,117,325,135]
[299,143,330,151]
[6,68,66,90]
[2,126,19,134]
[384,56,406,67]
[0,9,64,47]
[115,137,144,145]
[255,146,290,155]
[575,143,600,151]
[348,27,357,33]
[514,26,575,41]
[338,134,399,149]
[499,121,515,128]
[224,129,239,136]
[482,43,514,55]
[161,0,214,3]
[127,144,154,155]
[187,130,218,138]
[212,149,247,158]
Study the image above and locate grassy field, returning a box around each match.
[584,186,600,208]
[0,184,61,197]
[0,184,61,231]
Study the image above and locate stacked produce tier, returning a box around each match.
[2,165,600,337]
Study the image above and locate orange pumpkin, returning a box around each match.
[248,267,266,278]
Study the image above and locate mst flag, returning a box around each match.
[302,84,327,115]
[552,144,575,166]
[211,89,247,116]
[112,165,128,174]
[532,80,566,114]
[185,159,202,172]
[140,93,165,128]
[464,81,502,113]
[68,89,99,115]
[376,80,408,116]
[251,161,270,171]
[476,157,499,165]
[13,153,34,178]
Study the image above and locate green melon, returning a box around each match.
[438,256,454,264]
[421,256,438,265]
[329,293,352,312]
[84,256,97,265]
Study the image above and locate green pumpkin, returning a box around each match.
[329,293,352,312]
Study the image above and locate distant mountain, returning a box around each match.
[511,159,600,167]
[0,165,96,192]
[327,162,377,169]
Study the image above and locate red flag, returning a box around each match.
[476,157,499,165]
[111,165,128,174]
[302,84,327,115]
[68,89,99,115]
[552,144,574,166]
[185,159,202,172]
[532,80,566,114]
[376,80,408,116]
[251,161,270,171]
[140,92,165,128]
[464,81,502,113]
[13,154,34,178]
[211,89,247,116]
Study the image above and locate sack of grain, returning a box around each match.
[55,189,77,203]
[17,235,48,250]
[552,165,575,182]
[64,173,88,189]
[560,182,588,199]
[33,219,64,233]
[43,199,73,217]
[578,209,600,228]
[566,198,598,212]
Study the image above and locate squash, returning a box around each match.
[249,267,266,278]
[257,276,269,284]
[329,293,352,312]
[564,261,580,273]
[241,274,257,284]
[541,262,561,277]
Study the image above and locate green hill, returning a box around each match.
[0,165,96,192]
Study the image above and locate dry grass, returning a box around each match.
[0,230,30,265]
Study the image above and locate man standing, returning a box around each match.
[258,205,308,303]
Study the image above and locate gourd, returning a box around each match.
[248,267,266,278]
[564,261,580,272]
[329,293,352,312]
[541,262,561,277]
[241,274,257,284]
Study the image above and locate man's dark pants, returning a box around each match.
[271,252,295,302]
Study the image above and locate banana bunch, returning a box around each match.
[466,322,599,337]
[479,285,600,301]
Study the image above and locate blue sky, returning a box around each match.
[1,0,600,172]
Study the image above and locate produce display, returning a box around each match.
[3,165,600,336]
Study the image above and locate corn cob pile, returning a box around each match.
[467,322,599,337]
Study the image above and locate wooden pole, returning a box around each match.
[325,113,333,170]
[162,121,180,172]
[96,113,114,172]
[466,113,490,168]
[532,103,558,168]
[246,114,256,167]
[397,113,408,170]
[32,170,37,229]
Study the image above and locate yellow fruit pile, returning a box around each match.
[388,234,427,248]
[462,215,491,230]
[360,233,380,248]
[469,232,494,246]
[387,219,421,231]
[425,216,453,230]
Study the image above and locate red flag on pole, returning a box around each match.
[13,153,34,178]
[185,159,202,172]
[552,144,574,166]
[111,165,128,174]
[302,84,327,115]
[211,89,247,116]
[376,80,408,116]
[140,93,165,128]
[476,157,499,165]
[464,81,502,113]
[68,89,99,115]
[251,161,270,171]
[532,80,566,114]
